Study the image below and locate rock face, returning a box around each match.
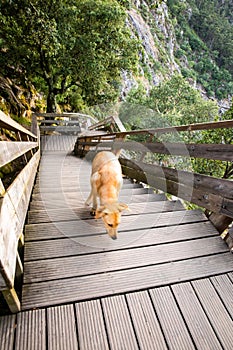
[121,0,180,97]
[121,0,232,110]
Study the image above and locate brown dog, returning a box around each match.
[85,151,128,239]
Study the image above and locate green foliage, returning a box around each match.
[167,0,233,99]
[148,74,218,125]
[124,74,219,142]
[0,0,138,111]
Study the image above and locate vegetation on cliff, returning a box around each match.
[0,0,232,117]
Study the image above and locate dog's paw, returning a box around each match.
[90,208,96,216]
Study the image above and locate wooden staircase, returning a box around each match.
[1,113,233,349]
[21,145,233,312]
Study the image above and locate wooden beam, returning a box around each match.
[2,288,20,313]
[144,142,233,161]
[77,119,233,139]
[120,158,233,200]
[0,141,38,167]
[121,162,233,218]
[0,110,37,139]
[0,150,40,289]
[207,212,232,234]
[0,179,5,197]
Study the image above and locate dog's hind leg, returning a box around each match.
[85,191,93,206]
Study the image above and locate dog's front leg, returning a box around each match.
[90,191,98,216]
[87,172,99,216]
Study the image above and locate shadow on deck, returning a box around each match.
[0,135,233,350]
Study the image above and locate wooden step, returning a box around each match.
[21,253,233,310]
[29,193,167,211]
[24,209,207,242]
[27,200,185,224]
[24,221,218,261]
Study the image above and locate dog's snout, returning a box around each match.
[108,228,118,240]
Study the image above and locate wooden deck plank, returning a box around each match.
[32,182,142,194]
[211,274,233,319]
[172,282,222,350]
[47,304,78,350]
[149,286,195,350]
[101,295,139,350]
[27,200,184,224]
[192,278,233,349]
[24,221,218,261]
[23,236,228,284]
[40,136,77,151]
[21,253,233,310]
[25,209,208,241]
[0,314,16,350]
[31,187,154,201]
[75,300,109,350]
[8,146,232,349]
[126,291,167,350]
[29,193,167,210]
[14,309,46,350]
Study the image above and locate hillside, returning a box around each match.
[123,0,232,105]
[0,0,232,117]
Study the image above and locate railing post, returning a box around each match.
[31,114,38,137]
[2,288,21,313]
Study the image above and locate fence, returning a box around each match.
[0,111,40,312]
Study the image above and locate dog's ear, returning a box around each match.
[95,205,109,218]
[117,203,130,212]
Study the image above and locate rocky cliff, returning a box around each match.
[121,0,232,109]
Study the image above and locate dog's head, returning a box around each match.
[95,203,129,240]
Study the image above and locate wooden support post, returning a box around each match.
[17,132,28,164]
[18,233,24,248]
[139,134,154,162]
[0,179,5,210]
[2,288,21,313]
[225,232,233,252]
[15,252,23,279]
[31,114,38,136]
[207,212,232,234]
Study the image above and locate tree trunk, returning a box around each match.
[46,89,57,114]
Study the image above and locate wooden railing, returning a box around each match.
[88,115,126,133]
[74,118,233,249]
[0,111,40,312]
[34,112,97,135]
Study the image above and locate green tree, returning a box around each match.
[0,0,138,112]
[148,74,218,125]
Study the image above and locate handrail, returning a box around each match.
[33,112,97,135]
[0,110,37,139]
[88,115,126,133]
[0,110,40,313]
[74,117,233,246]
[79,118,233,139]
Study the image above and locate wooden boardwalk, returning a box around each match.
[0,136,233,349]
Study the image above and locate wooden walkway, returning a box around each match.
[1,136,233,349]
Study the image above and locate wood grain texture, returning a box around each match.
[0,150,40,289]
[14,309,46,350]
[76,300,109,350]
[192,278,233,350]
[150,286,195,350]
[0,142,38,167]
[0,314,16,350]
[11,143,233,348]
[172,282,223,350]
[47,305,78,350]
[21,253,233,309]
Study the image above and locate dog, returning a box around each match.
[85,151,129,239]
